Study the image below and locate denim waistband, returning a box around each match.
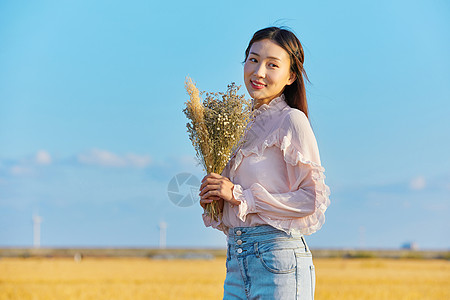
[227,225,309,256]
[228,224,301,239]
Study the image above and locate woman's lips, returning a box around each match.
[250,80,265,90]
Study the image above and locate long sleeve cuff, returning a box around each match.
[232,184,257,222]
[202,210,228,235]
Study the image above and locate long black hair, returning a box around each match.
[244,27,310,118]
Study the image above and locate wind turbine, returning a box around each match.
[33,214,43,248]
[359,226,366,249]
[158,221,167,249]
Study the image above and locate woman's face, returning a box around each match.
[244,39,295,106]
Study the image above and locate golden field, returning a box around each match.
[0,257,449,300]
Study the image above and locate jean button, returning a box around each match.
[236,239,243,245]
[237,248,243,254]
[236,230,242,236]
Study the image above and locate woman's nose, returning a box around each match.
[254,63,266,78]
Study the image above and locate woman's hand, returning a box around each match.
[199,172,241,211]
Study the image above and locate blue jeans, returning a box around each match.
[223,225,315,300]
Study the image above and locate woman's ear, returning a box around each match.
[287,72,296,86]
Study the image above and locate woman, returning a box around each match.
[199,26,330,300]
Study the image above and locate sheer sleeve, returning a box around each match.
[202,210,228,236]
[232,110,330,235]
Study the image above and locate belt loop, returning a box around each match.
[301,236,310,252]
[254,242,260,258]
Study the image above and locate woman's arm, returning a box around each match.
[231,161,321,222]
[232,109,330,229]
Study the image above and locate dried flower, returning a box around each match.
[182,76,254,221]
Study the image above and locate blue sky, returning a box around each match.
[1,0,449,249]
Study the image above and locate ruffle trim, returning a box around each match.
[202,211,229,236]
[229,129,331,235]
[232,184,255,223]
[230,127,281,177]
[251,94,286,117]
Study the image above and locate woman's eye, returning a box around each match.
[249,58,257,62]
[269,63,278,68]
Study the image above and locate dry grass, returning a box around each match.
[183,77,252,220]
[315,258,450,299]
[1,257,449,299]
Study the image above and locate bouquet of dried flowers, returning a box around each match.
[183,76,253,221]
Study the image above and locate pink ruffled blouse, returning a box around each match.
[202,94,330,243]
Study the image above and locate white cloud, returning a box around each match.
[35,150,52,165]
[10,165,34,176]
[409,176,426,190]
[77,148,151,168]
[124,153,152,168]
[6,150,52,176]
